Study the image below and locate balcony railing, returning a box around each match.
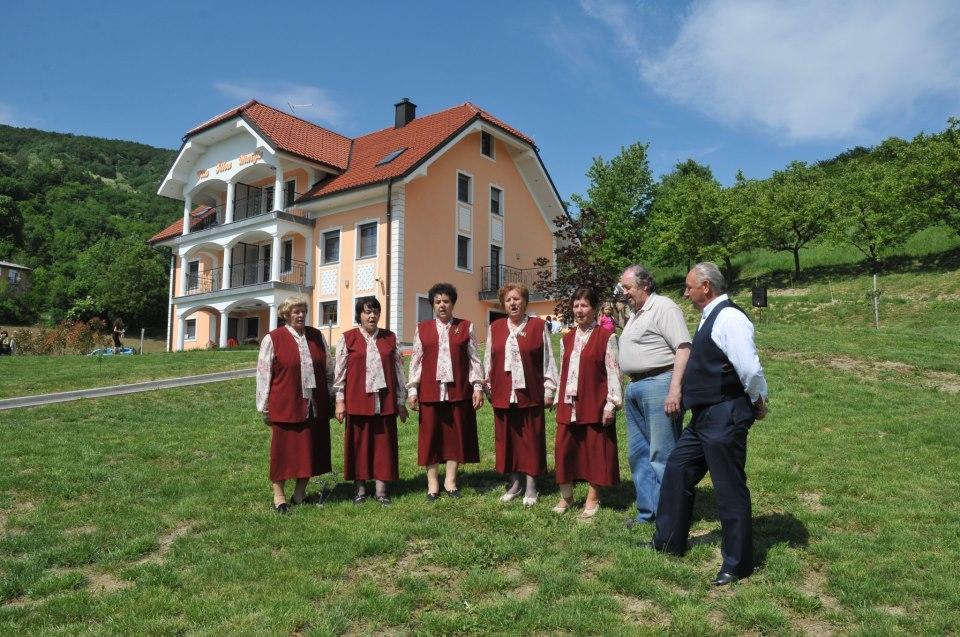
[187,191,310,235]
[479,265,552,299]
[181,259,308,296]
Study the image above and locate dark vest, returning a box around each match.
[489,317,546,409]
[418,318,472,403]
[342,327,398,416]
[556,326,612,425]
[682,299,748,410]
[267,326,330,423]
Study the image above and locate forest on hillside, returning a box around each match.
[0,124,179,330]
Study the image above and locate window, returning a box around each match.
[187,260,200,290]
[7,269,20,285]
[245,317,259,340]
[283,180,296,208]
[457,235,471,270]
[281,239,293,273]
[490,245,502,290]
[490,186,503,216]
[417,296,433,323]
[185,319,197,341]
[481,131,494,159]
[320,301,338,326]
[376,148,407,166]
[457,173,471,204]
[358,222,377,259]
[322,230,340,264]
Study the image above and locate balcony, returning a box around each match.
[479,265,552,301]
[180,259,309,299]
[187,191,312,238]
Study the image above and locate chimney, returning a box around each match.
[394,98,416,128]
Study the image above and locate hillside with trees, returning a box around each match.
[0,124,179,330]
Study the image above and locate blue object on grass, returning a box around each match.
[88,347,136,356]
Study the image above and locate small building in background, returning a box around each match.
[149,98,565,351]
[0,261,31,289]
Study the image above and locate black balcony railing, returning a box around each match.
[187,190,310,235]
[181,259,308,296]
[479,265,552,299]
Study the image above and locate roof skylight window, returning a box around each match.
[376,148,407,166]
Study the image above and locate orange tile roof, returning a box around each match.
[185,100,352,170]
[148,205,216,244]
[301,102,535,200]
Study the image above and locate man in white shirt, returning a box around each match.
[651,262,768,586]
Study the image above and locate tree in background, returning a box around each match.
[68,236,169,331]
[747,161,831,275]
[569,142,655,272]
[825,139,930,272]
[901,118,960,235]
[647,160,748,278]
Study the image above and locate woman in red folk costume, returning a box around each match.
[484,282,558,506]
[407,283,484,501]
[256,296,334,514]
[334,296,408,506]
[552,286,623,519]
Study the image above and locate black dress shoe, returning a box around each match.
[711,571,739,586]
[444,489,462,499]
[426,492,440,503]
[353,494,367,505]
[274,503,289,515]
[376,495,392,506]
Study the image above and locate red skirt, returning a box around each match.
[554,422,620,486]
[418,400,480,466]
[269,418,331,481]
[343,414,399,481]
[494,406,547,476]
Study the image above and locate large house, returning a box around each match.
[149,98,565,351]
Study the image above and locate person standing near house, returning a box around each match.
[552,286,622,519]
[255,296,334,514]
[484,282,558,506]
[599,303,617,332]
[334,296,409,506]
[112,318,125,354]
[407,283,484,501]
[618,264,692,527]
[652,262,768,586]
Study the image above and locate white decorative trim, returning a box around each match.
[389,183,406,340]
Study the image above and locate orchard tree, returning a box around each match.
[901,118,960,234]
[569,142,655,272]
[748,161,831,275]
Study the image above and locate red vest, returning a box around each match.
[342,327,398,416]
[489,317,546,409]
[556,326,612,425]
[267,326,330,423]
[418,318,472,403]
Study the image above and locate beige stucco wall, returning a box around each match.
[403,132,555,338]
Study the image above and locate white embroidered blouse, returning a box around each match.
[255,326,335,415]
[483,315,558,403]
[407,318,484,401]
[559,321,623,422]
[333,328,407,414]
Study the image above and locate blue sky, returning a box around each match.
[2,1,959,202]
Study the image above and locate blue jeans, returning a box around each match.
[625,371,682,522]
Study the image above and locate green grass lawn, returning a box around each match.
[2,231,960,634]
[0,350,258,399]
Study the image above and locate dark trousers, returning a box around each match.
[653,395,756,577]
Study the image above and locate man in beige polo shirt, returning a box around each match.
[618,264,691,526]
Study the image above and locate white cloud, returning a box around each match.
[213,80,346,128]
[0,101,22,127]
[583,0,960,141]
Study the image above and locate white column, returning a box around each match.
[270,234,281,282]
[273,165,284,210]
[182,193,192,236]
[179,254,188,295]
[177,315,186,351]
[218,309,229,348]
[221,246,232,290]
[389,184,406,340]
[304,234,314,288]
[225,180,235,224]
[269,303,278,330]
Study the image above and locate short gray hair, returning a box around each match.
[277,295,309,321]
[692,262,726,294]
[623,264,657,293]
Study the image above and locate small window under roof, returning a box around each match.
[376,147,407,166]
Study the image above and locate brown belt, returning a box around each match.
[628,365,673,382]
